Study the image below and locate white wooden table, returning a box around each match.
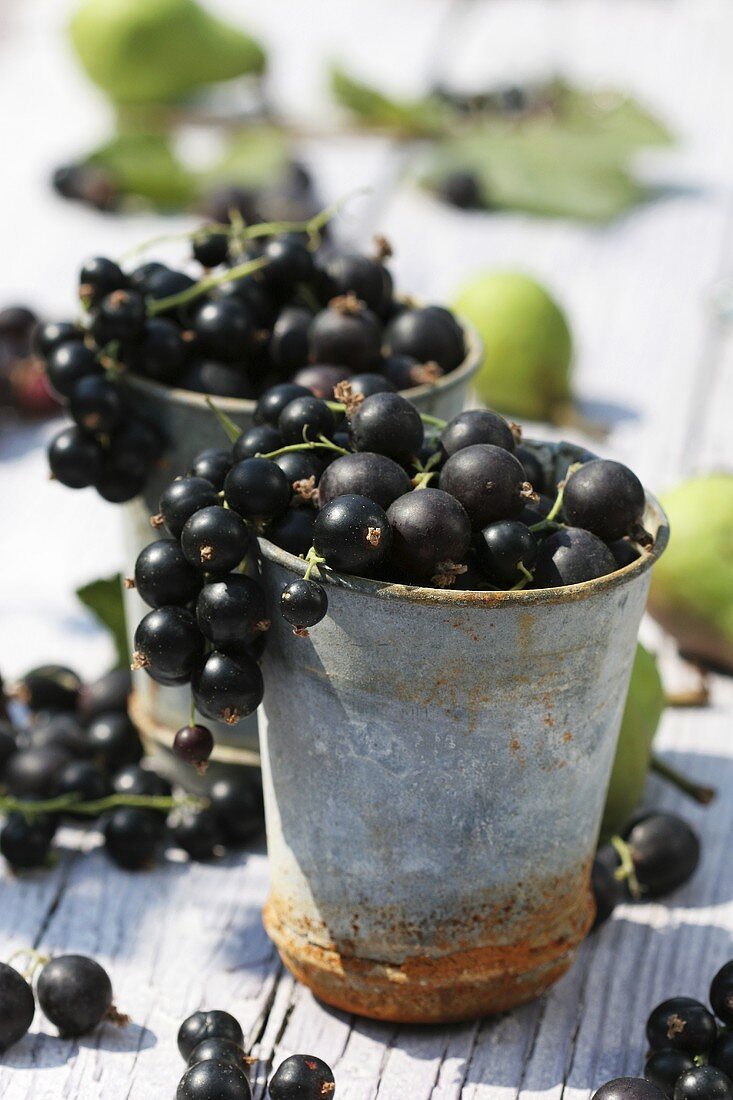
[1,2,732,1096]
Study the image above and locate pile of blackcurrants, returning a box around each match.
[591,812,701,929]
[0,664,264,871]
[176,1007,334,1100]
[129,380,653,766]
[593,959,733,1100]
[0,951,123,1052]
[36,213,468,505]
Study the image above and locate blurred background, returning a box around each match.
[0,0,731,680]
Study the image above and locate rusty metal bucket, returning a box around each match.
[121,328,481,779]
[256,442,669,1024]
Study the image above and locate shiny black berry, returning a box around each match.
[309,297,382,371]
[112,764,171,799]
[193,232,229,269]
[267,509,316,557]
[278,395,336,445]
[125,318,189,383]
[178,1009,244,1060]
[188,1036,248,1069]
[273,451,324,497]
[647,997,717,1055]
[69,375,123,434]
[592,1080,668,1100]
[46,340,102,398]
[386,488,471,579]
[268,1053,335,1100]
[20,665,82,712]
[168,807,222,862]
[1,812,54,869]
[0,963,35,1050]
[192,650,264,724]
[157,476,220,539]
[79,257,126,307]
[193,299,254,363]
[385,304,465,372]
[674,1067,733,1100]
[476,520,538,586]
[314,494,391,574]
[624,813,700,898]
[349,372,396,398]
[134,534,199,608]
[104,807,163,869]
[515,445,546,494]
[209,777,264,845]
[319,250,393,316]
[181,506,251,574]
[645,1051,696,1099]
[440,409,515,456]
[107,419,164,479]
[232,424,283,462]
[439,444,528,528]
[37,955,114,1037]
[711,1032,733,1079]
[533,528,617,587]
[254,383,310,426]
[48,425,103,488]
[91,289,146,346]
[188,448,232,491]
[4,748,69,798]
[33,319,81,360]
[293,364,350,400]
[269,307,313,375]
[86,712,142,770]
[317,452,410,510]
[563,459,646,541]
[173,724,214,769]
[710,960,733,1025]
[350,392,424,460]
[57,759,110,812]
[590,855,620,929]
[224,458,291,519]
[78,668,131,723]
[261,233,314,293]
[196,575,268,647]
[133,606,203,683]
[177,1059,251,1100]
[280,578,328,630]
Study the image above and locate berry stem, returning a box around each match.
[419,412,447,430]
[205,396,243,444]
[509,563,535,590]
[610,834,643,899]
[529,462,581,532]
[412,470,437,490]
[650,754,716,805]
[0,792,204,819]
[259,436,350,459]
[303,546,327,581]
[147,256,269,317]
[118,222,231,262]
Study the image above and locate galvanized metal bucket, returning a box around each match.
[121,328,482,780]
[256,441,669,1024]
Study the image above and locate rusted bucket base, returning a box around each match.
[263,897,593,1025]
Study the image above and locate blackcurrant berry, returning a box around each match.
[209,777,264,845]
[293,364,351,400]
[181,506,251,574]
[134,539,202,609]
[608,538,641,568]
[532,528,618,587]
[69,374,123,434]
[710,960,733,1025]
[647,997,717,1055]
[219,274,277,328]
[273,451,324,499]
[157,476,220,539]
[196,575,268,647]
[268,1053,335,1100]
[280,578,328,630]
[674,1067,733,1100]
[349,372,396,398]
[193,232,229,269]
[86,712,143,770]
[32,319,81,360]
[79,257,126,308]
[592,1080,668,1100]
[224,458,291,519]
[314,494,391,574]
[46,339,102,398]
[188,449,232,491]
[269,307,313,375]
[57,759,111,812]
[29,714,89,758]
[104,806,163,870]
[261,233,314,292]
[438,170,483,209]
[107,419,165,479]
[590,855,620,929]
[113,764,171,799]
[188,1037,248,1069]
[133,607,203,683]
[173,724,214,770]
[180,360,254,399]
[178,1009,244,1061]
[146,268,197,323]
[440,409,516,456]
[177,1060,252,1100]
[380,353,433,391]
[232,424,283,462]
[168,806,222,861]
[1,812,54,869]
[624,813,700,898]
[202,183,260,225]
[124,318,189,384]
[0,962,35,1051]
[563,459,646,541]
[319,250,393,316]
[128,261,169,296]
[385,304,465,372]
[48,425,104,488]
[91,289,146,347]
[309,296,382,371]
[193,299,254,363]
[386,488,471,579]
[439,444,529,528]
[20,664,82,712]
[267,508,316,557]
[192,650,264,725]
[645,1051,696,1099]
[515,445,547,495]
[317,451,410,511]
[78,668,130,723]
[95,461,147,503]
[349,392,424,460]
[38,955,114,1037]
[4,748,69,798]
[254,383,310,426]
[476,520,538,586]
[711,1032,733,1079]
[278,395,336,445]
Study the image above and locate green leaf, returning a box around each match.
[76,575,129,669]
[85,131,198,208]
[330,64,447,138]
[205,396,242,443]
[204,125,290,190]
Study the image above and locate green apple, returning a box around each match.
[648,474,733,671]
[70,0,266,106]
[452,271,573,421]
[600,642,665,842]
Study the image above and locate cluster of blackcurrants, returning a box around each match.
[0,952,121,1052]
[590,812,700,929]
[592,959,733,1100]
[0,664,264,871]
[38,216,467,506]
[176,1007,334,1100]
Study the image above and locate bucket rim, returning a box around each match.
[258,492,669,609]
[119,319,482,413]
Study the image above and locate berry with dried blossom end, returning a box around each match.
[173,724,214,773]
[313,494,391,575]
[280,578,328,631]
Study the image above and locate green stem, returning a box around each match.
[303,547,327,582]
[0,793,202,818]
[650,754,716,805]
[118,222,231,263]
[189,695,196,726]
[205,396,243,444]
[260,436,349,459]
[412,470,436,490]
[419,412,447,430]
[509,562,534,590]
[529,462,581,532]
[147,256,269,317]
[610,835,642,899]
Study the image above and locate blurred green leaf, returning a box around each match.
[85,131,198,208]
[330,65,447,138]
[204,125,290,190]
[76,575,129,670]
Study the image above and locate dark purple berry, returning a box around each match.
[37,955,114,1037]
[133,606,203,683]
[386,488,471,579]
[268,1053,335,1100]
[317,452,410,511]
[280,578,328,631]
[196,575,268,647]
[181,506,251,574]
[440,409,515,456]
[173,724,214,770]
[563,459,646,541]
[314,494,391,574]
[532,528,617,587]
[224,458,291,519]
[349,392,424,460]
[439,444,528,528]
[0,963,35,1050]
[192,651,264,725]
[647,997,717,1055]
